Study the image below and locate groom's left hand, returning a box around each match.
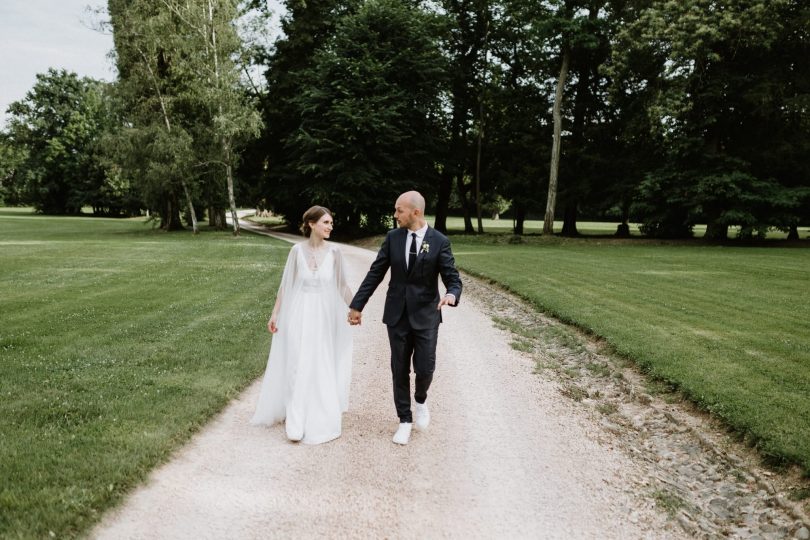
[437,294,456,310]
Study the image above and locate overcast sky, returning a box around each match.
[0,1,115,126]
[0,0,283,128]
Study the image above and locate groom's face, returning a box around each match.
[394,198,416,229]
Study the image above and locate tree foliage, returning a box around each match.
[3,69,133,215]
[2,0,806,239]
[283,0,447,234]
[108,0,260,232]
[610,0,809,238]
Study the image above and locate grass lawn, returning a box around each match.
[0,208,287,538]
[437,216,810,239]
[448,234,810,472]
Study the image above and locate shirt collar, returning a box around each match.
[409,224,428,239]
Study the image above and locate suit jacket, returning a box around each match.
[350,226,463,329]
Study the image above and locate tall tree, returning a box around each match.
[433,0,491,234]
[254,0,345,226]
[4,70,121,215]
[155,0,262,235]
[541,0,608,236]
[108,0,260,233]
[109,0,201,231]
[0,132,27,206]
[287,0,447,234]
[482,0,552,234]
[610,0,805,238]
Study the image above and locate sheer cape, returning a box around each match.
[250,242,353,440]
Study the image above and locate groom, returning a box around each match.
[349,191,462,445]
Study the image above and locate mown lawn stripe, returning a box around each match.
[451,236,810,471]
[0,210,286,538]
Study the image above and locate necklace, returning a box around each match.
[306,241,326,271]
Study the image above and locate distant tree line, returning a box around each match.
[1,0,807,239]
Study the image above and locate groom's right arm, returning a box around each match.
[349,231,393,313]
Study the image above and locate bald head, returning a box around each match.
[397,191,425,212]
[394,191,427,230]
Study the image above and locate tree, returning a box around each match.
[0,132,26,206]
[484,0,552,234]
[611,0,805,238]
[108,0,260,233]
[253,0,346,226]
[3,69,123,215]
[109,0,201,231]
[432,0,491,234]
[286,0,447,234]
[155,0,262,235]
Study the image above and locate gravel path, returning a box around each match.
[91,227,682,539]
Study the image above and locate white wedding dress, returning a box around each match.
[250,242,353,445]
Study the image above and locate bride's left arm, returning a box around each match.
[333,247,354,306]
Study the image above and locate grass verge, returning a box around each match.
[0,208,287,538]
[450,234,810,473]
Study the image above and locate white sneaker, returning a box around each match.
[392,422,412,445]
[414,402,430,431]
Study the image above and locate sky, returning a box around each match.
[0,0,284,128]
[0,1,115,126]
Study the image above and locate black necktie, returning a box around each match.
[408,232,417,271]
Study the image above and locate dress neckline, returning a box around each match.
[299,243,331,272]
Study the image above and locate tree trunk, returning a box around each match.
[223,139,240,236]
[475,99,484,234]
[513,203,526,235]
[208,0,240,237]
[208,205,227,229]
[561,201,579,236]
[787,224,799,240]
[704,221,729,241]
[162,192,185,231]
[543,47,570,236]
[434,170,453,234]
[456,172,475,233]
[475,17,489,235]
[180,181,199,234]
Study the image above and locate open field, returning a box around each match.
[0,208,287,538]
[449,234,810,472]
[247,211,809,239]
[438,216,810,239]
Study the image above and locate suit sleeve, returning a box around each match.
[349,232,393,312]
[438,237,462,306]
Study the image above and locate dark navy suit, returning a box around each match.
[350,226,462,423]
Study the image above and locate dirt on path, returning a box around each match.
[90,226,687,539]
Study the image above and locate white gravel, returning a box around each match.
[91,231,683,539]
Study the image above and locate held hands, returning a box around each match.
[348,308,362,326]
[437,294,456,310]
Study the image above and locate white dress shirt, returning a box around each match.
[405,224,429,267]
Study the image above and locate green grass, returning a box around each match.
[450,234,810,472]
[245,214,285,227]
[0,208,288,538]
[652,489,687,516]
[437,216,810,239]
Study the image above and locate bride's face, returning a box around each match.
[310,213,333,239]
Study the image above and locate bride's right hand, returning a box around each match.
[268,316,278,334]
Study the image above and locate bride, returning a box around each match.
[250,206,354,444]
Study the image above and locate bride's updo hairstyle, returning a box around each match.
[300,205,333,237]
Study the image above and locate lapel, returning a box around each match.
[397,228,409,275]
[408,226,433,276]
[417,227,433,264]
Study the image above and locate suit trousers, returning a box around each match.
[386,310,439,423]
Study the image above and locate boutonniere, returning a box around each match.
[420,242,430,254]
